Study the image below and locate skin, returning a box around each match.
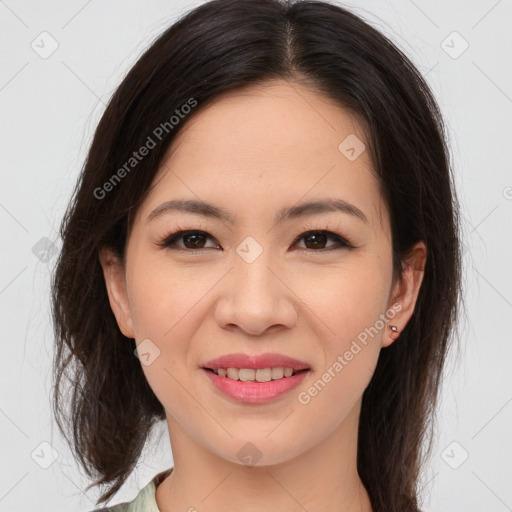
[99,79,426,512]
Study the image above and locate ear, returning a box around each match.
[98,246,135,339]
[383,241,427,348]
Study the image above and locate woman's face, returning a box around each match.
[101,79,423,467]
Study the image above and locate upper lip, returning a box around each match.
[202,352,310,371]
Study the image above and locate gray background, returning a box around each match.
[1,0,511,510]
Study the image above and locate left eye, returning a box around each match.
[158,230,220,250]
[292,230,352,251]
[157,230,353,252]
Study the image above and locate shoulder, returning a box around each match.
[88,467,173,512]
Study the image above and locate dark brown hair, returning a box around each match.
[51,0,462,510]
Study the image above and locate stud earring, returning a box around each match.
[389,325,400,340]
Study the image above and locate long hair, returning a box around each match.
[51,1,462,509]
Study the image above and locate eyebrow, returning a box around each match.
[146,197,369,225]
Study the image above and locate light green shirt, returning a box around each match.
[90,467,173,512]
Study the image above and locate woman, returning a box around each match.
[51,0,462,510]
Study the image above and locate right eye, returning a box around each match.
[157,230,220,251]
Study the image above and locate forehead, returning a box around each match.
[136,80,388,232]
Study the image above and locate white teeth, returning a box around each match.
[239,368,255,381]
[255,368,272,382]
[271,367,284,379]
[214,367,301,382]
[227,368,239,380]
[283,367,293,377]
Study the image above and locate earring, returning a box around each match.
[389,325,400,340]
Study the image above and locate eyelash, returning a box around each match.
[156,226,356,253]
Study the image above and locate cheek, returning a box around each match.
[126,268,203,432]
[295,346,379,441]
[126,254,215,339]
[292,257,390,402]
[125,254,223,402]
[294,256,391,345]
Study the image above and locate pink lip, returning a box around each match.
[201,352,310,371]
[202,368,309,404]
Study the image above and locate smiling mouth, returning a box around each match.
[202,367,309,382]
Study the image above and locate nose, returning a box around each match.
[214,250,298,336]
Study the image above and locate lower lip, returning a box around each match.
[202,368,309,404]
